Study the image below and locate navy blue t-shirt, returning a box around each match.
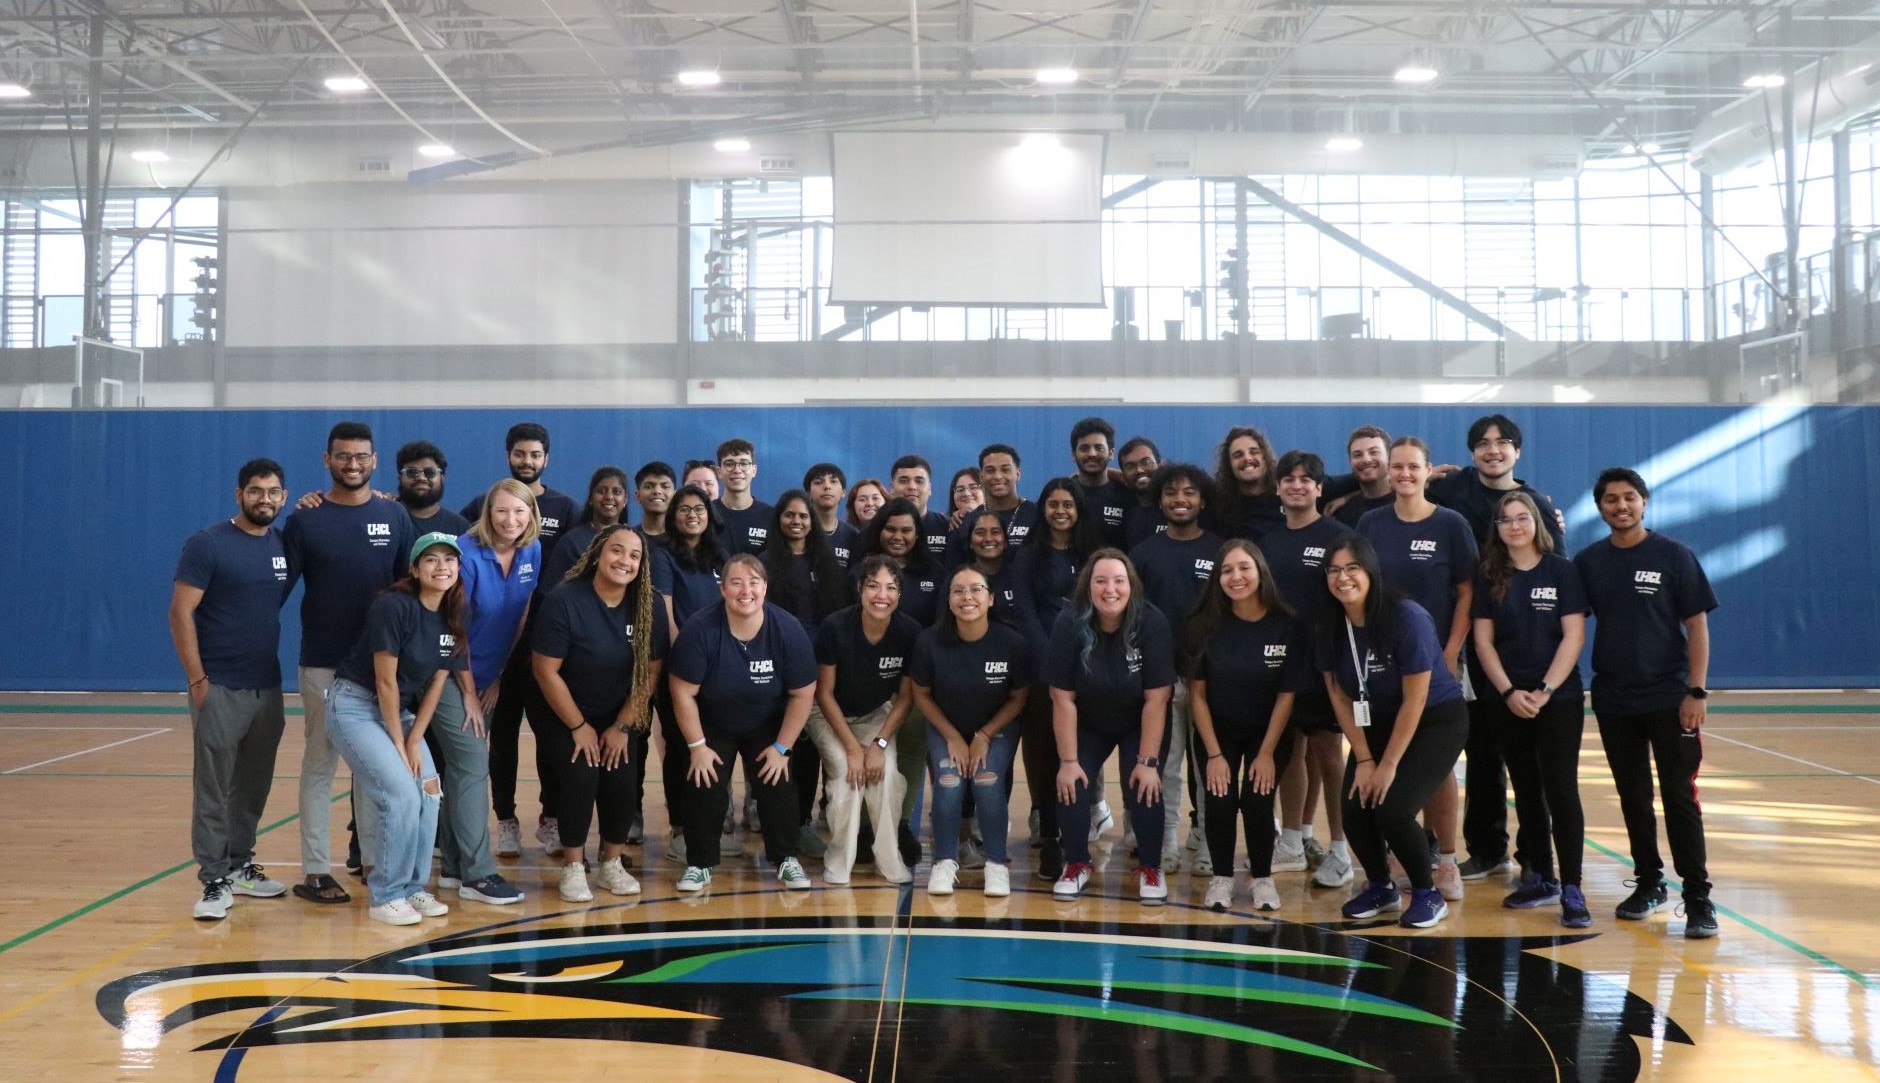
[1019,543,1082,642]
[1224,493,1285,544]
[919,510,953,563]
[1428,467,1568,553]
[815,606,922,717]
[540,522,602,591]
[652,545,723,626]
[174,520,290,690]
[824,521,861,570]
[1332,491,1394,530]
[1123,503,1167,549]
[1072,476,1134,549]
[666,602,818,738]
[1573,532,1718,714]
[1128,530,1224,632]
[1356,506,1479,643]
[1319,599,1465,723]
[1191,611,1315,739]
[944,501,1042,566]
[909,623,1034,736]
[1044,605,1178,740]
[462,485,579,556]
[976,561,1045,651]
[282,496,417,668]
[1472,554,1588,693]
[532,579,671,723]
[1262,516,1357,630]
[334,591,468,712]
[404,504,471,538]
[715,498,775,557]
[891,561,944,626]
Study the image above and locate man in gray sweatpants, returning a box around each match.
[168,458,294,921]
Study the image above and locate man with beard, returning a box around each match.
[395,441,469,536]
[636,461,677,539]
[1329,426,1395,529]
[1069,417,1133,549]
[281,421,415,904]
[169,458,294,920]
[460,422,580,856]
[1213,426,1285,543]
[1119,437,1165,548]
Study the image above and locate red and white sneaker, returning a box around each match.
[1138,866,1168,905]
[1052,861,1094,899]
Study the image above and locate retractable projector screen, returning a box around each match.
[829,131,1106,307]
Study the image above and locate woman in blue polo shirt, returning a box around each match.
[1321,536,1468,930]
[666,553,818,893]
[910,565,1033,898]
[1474,491,1591,927]
[325,532,468,926]
[1047,550,1176,905]
[533,525,669,903]
[450,478,539,905]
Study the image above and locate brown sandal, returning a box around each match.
[291,873,351,904]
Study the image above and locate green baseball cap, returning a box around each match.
[409,531,463,565]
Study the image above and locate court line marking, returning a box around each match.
[1703,732,1880,789]
[1,729,171,775]
[0,725,176,731]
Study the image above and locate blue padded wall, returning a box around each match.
[1,402,1869,690]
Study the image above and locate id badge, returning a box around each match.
[1352,698,1372,729]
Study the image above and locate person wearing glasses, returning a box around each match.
[713,438,773,556]
[394,441,469,536]
[1321,537,1469,930]
[650,484,729,864]
[946,467,984,529]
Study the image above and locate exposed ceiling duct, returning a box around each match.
[1689,39,1880,176]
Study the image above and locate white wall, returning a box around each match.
[224,180,678,348]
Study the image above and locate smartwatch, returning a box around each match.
[1137,756,1160,769]
[872,736,891,750]
[1539,682,1555,696]
[771,742,793,757]
[1687,686,1709,699]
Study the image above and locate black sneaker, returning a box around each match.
[1035,838,1065,883]
[897,822,923,869]
[1458,854,1515,881]
[1682,896,1720,939]
[1614,878,1668,921]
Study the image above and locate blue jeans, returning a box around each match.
[927,725,1018,864]
[327,678,440,907]
[1058,725,1171,870]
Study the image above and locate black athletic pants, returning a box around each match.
[1204,725,1295,878]
[489,646,561,822]
[534,718,649,852]
[1462,654,1511,866]
[1487,691,1585,884]
[1344,698,1468,891]
[681,728,801,868]
[1596,707,1710,898]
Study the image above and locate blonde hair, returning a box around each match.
[468,478,543,551]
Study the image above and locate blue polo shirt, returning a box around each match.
[174,520,290,690]
[457,532,542,688]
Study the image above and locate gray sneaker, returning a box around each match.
[1302,837,1328,871]
[958,835,987,870]
[193,879,233,920]
[229,862,286,898]
[1311,848,1355,888]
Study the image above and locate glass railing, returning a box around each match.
[23,293,204,350]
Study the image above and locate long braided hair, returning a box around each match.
[564,524,659,731]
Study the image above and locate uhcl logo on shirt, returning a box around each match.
[749,659,775,685]
[749,528,769,544]
[1192,559,1215,580]
[1125,648,1142,675]
[1633,570,1663,596]
[438,633,456,658]
[1529,586,1559,613]
[1407,540,1438,561]
[271,556,288,581]
[879,656,903,678]
[984,660,1009,685]
[1263,643,1287,669]
[1104,506,1125,524]
[833,547,851,562]
[927,534,948,550]
[542,517,562,533]
[1008,524,1031,542]
[519,562,536,585]
[1302,546,1328,567]
[365,522,392,547]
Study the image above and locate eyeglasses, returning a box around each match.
[1472,438,1517,451]
[719,458,755,471]
[949,584,991,597]
[1324,563,1366,578]
[399,467,441,480]
[674,504,709,516]
[952,484,982,496]
[242,487,285,500]
[329,451,374,465]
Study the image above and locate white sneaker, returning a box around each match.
[1312,849,1355,888]
[559,862,594,903]
[495,818,522,857]
[984,862,1011,897]
[229,863,286,898]
[676,866,712,892]
[596,856,641,895]
[1434,860,1465,902]
[438,873,463,890]
[1203,875,1235,911]
[1272,838,1308,872]
[928,858,959,896]
[778,857,812,891]
[406,890,449,917]
[535,818,560,851]
[1089,800,1115,843]
[1250,876,1281,911]
[1138,867,1169,905]
[1053,862,1093,899]
[368,898,422,926]
[193,879,233,921]
[958,835,987,870]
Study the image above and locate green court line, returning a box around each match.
[0,792,347,959]
[0,704,304,716]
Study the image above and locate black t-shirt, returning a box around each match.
[281,496,417,668]
[1471,554,1588,693]
[1356,506,1479,641]
[666,602,818,737]
[532,580,671,723]
[824,521,861,570]
[815,606,923,717]
[1428,467,1568,553]
[462,485,580,556]
[1573,532,1718,714]
[651,546,723,626]
[1123,502,1167,549]
[1191,611,1316,739]
[714,498,775,556]
[888,561,944,626]
[174,520,290,690]
[1128,531,1224,631]
[1044,605,1177,740]
[1318,599,1465,722]
[1072,476,1134,549]
[909,623,1034,736]
[1019,543,1081,643]
[919,510,953,563]
[1262,516,1357,630]
[1224,493,1286,544]
[944,501,1042,566]
[334,591,468,712]
[540,522,601,591]
[1331,491,1394,530]
[404,504,471,537]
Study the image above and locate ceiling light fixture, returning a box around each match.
[1394,65,1440,84]
[130,150,170,163]
[677,70,722,87]
[1325,136,1363,152]
[417,144,456,159]
[324,75,369,93]
[1743,73,1785,89]
[714,138,751,153]
[0,83,30,99]
[1035,68,1079,85]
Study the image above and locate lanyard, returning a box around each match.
[1344,618,1370,702]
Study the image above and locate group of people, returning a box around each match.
[169,413,1720,937]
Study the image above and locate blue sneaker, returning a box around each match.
[1560,884,1592,928]
[458,873,524,905]
[1400,887,1449,928]
[1342,880,1403,919]
[1502,872,1563,909]
[1614,878,1668,921]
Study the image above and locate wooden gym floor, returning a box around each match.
[0,690,1876,1081]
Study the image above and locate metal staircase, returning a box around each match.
[3,201,37,347]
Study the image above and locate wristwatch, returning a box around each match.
[771,741,793,757]
[1539,682,1555,696]
[872,736,891,750]
[1687,686,1709,699]
[1137,755,1160,769]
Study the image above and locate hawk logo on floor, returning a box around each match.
[95,913,1685,1080]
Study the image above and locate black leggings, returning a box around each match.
[680,728,801,868]
[1490,689,1585,884]
[656,684,686,831]
[1018,684,1058,839]
[1343,698,1468,891]
[489,647,559,822]
[535,718,650,852]
[1204,725,1296,878]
